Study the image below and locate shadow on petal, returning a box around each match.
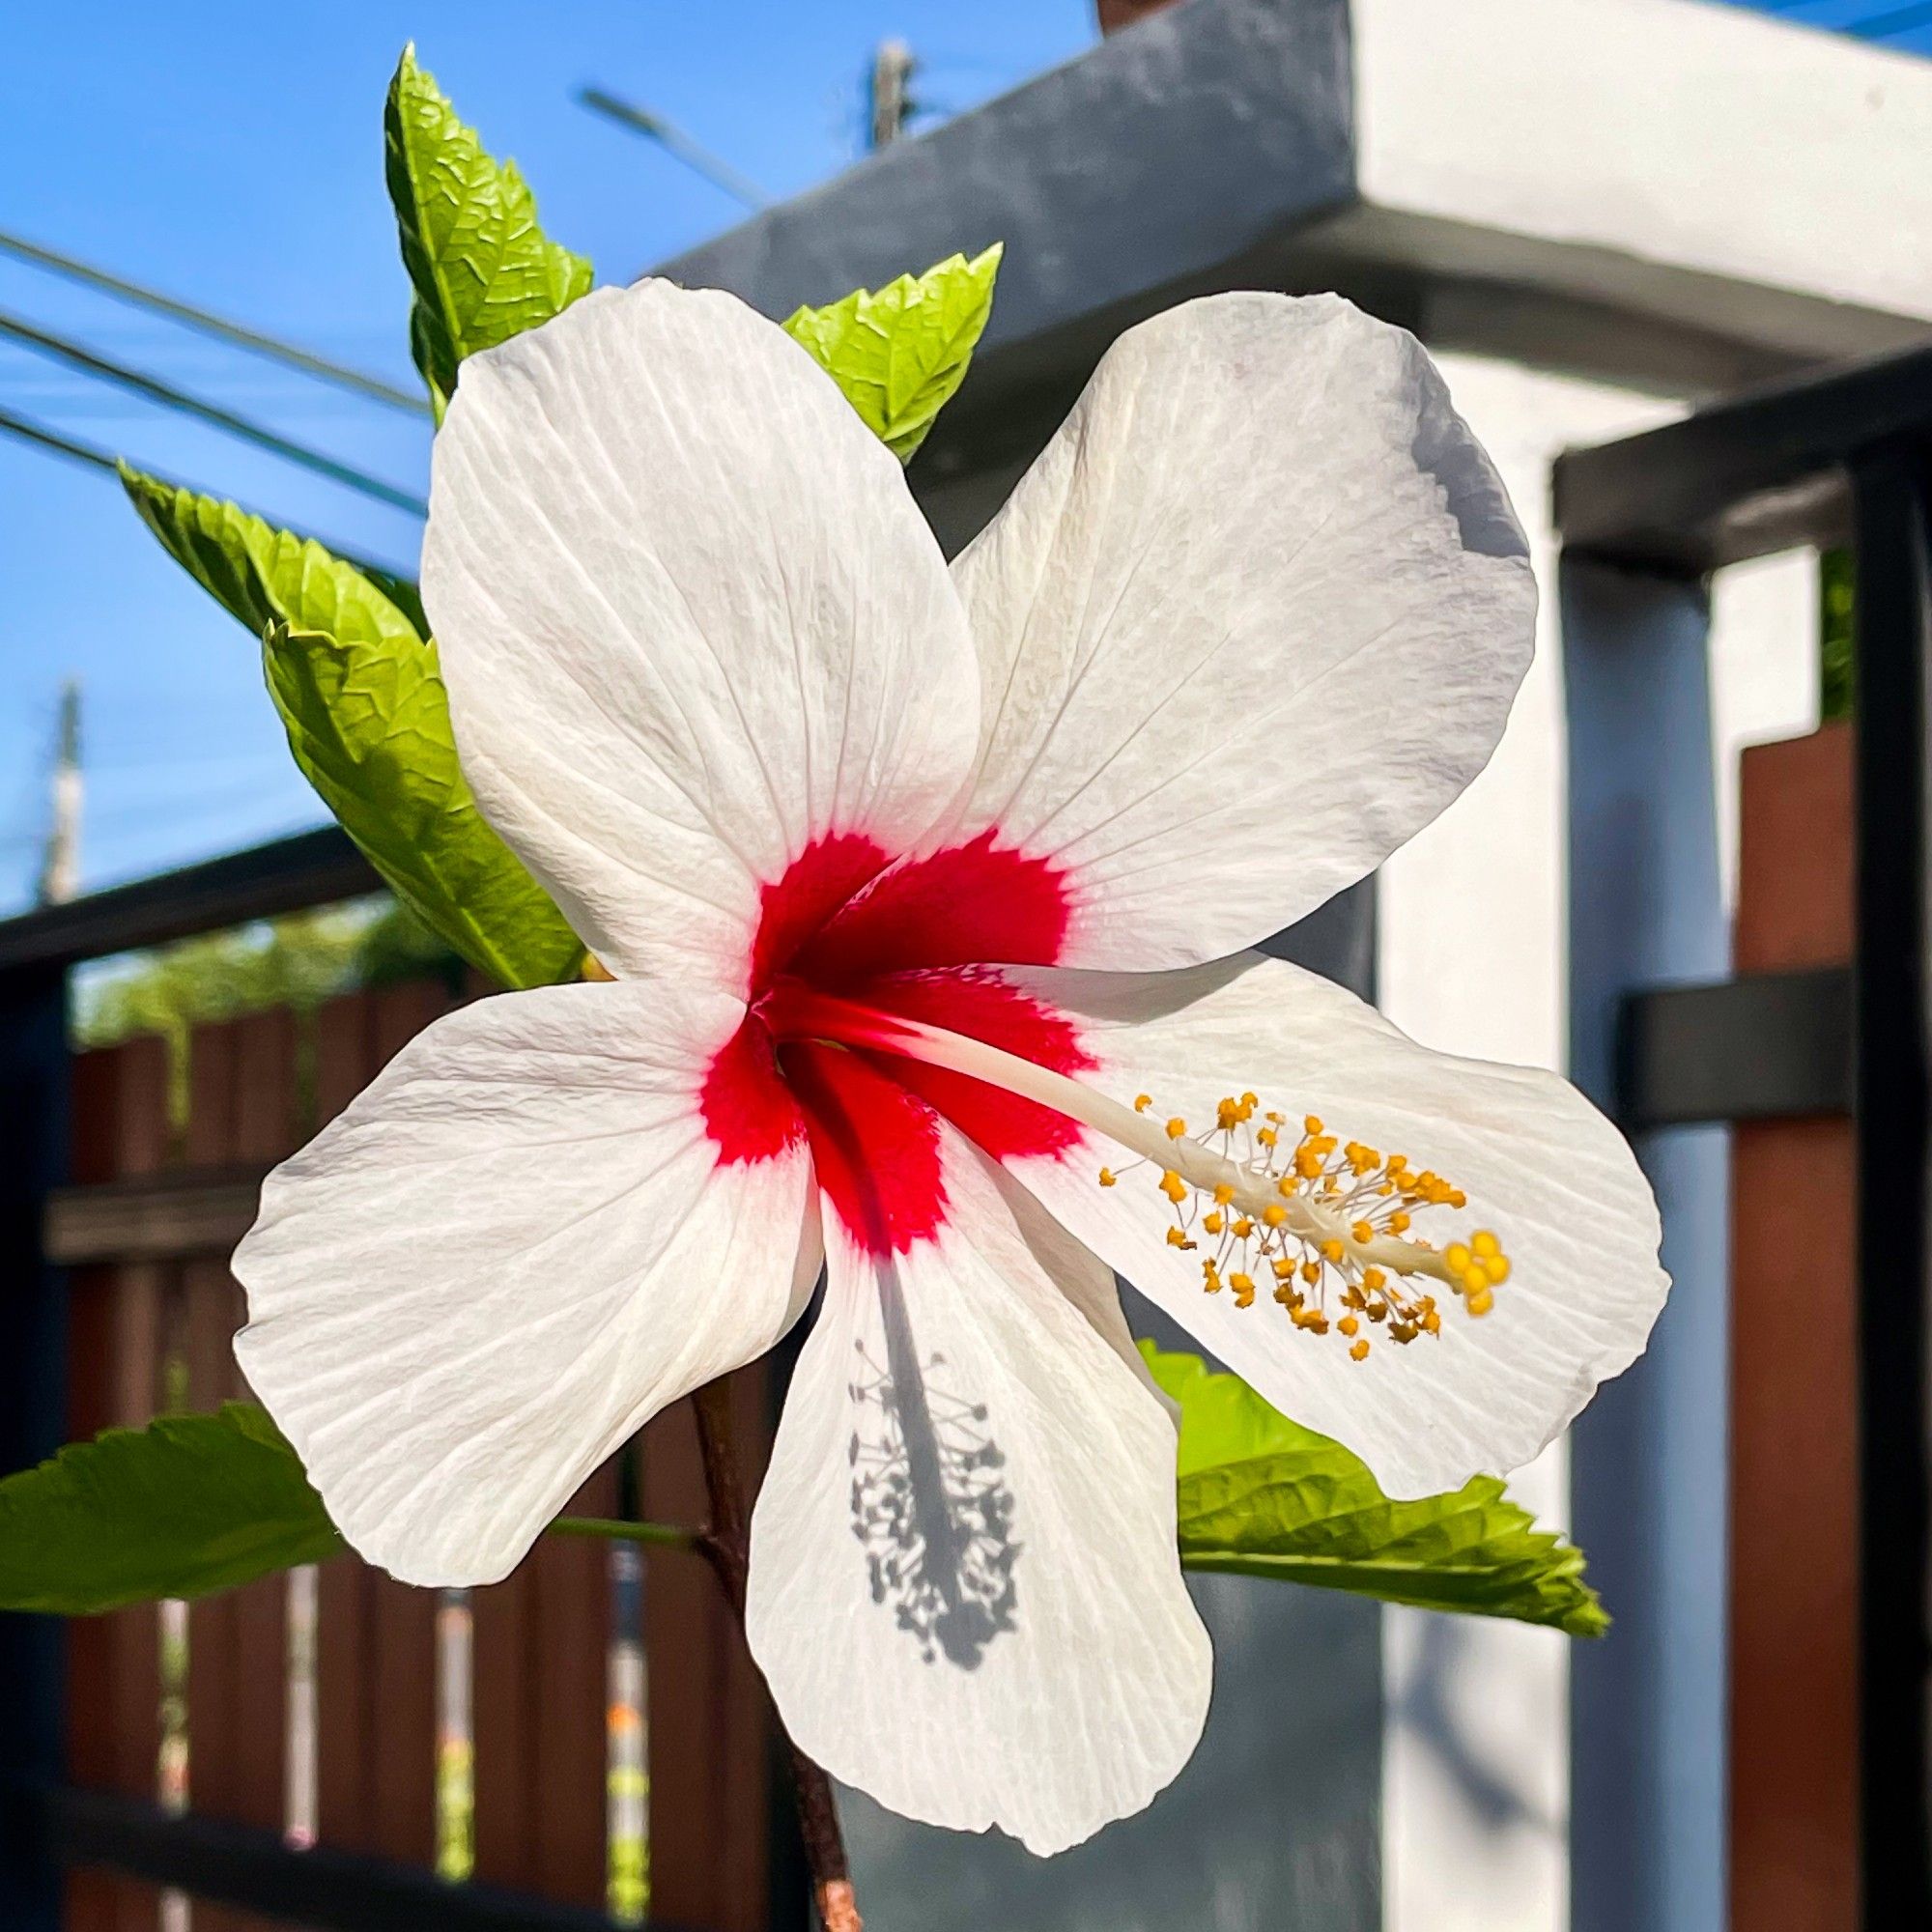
[847,1260,1020,1669]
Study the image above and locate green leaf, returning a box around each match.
[347,558,430,641]
[0,1404,699,1613]
[124,464,422,653]
[782,244,1003,461]
[1149,1346,1608,1636]
[121,467,584,990]
[1820,546,1855,724]
[264,620,584,989]
[385,43,594,416]
[0,1406,342,1614]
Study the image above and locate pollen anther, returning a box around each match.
[1090,1077,1514,1356]
[755,977,1510,1367]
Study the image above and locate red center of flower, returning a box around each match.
[698,830,1090,1253]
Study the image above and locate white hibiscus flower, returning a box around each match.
[233,280,1665,1856]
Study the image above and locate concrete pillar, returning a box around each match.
[1563,556,1729,1932]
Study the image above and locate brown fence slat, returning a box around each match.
[642,1373,773,1932]
[61,1871,166,1932]
[178,1009,292,1932]
[471,1561,539,1892]
[182,1253,244,1808]
[314,1550,382,1858]
[365,1573,438,1870]
[227,1011,299,1861]
[181,1014,242,1873]
[528,1463,618,1911]
[1729,720,1859,1932]
[66,1037,171,1932]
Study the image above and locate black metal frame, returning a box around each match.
[0,962,69,1931]
[1846,444,1932,1921]
[17,1786,663,1932]
[1557,335,1932,1926]
[0,825,377,975]
[1618,966,1852,1130]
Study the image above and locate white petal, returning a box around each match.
[234,980,818,1586]
[945,293,1535,969]
[1008,954,1666,1497]
[422,279,982,987]
[747,1131,1210,1855]
[1015,1171,1180,1425]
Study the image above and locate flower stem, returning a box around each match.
[690,1377,861,1932]
[546,1515,696,1549]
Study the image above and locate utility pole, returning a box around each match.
[39,678,80,905]
[867,39,918,150]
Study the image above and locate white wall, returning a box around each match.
[1378,351,1819,1931]
[1355,0,1932,348]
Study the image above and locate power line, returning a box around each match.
[0,307,427,515]
[576,87,771,210]
[0,401,120,475]
[1845,0,1932,34]
[0,403,418,582]
[0,227,429,417]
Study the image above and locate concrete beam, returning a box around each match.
[657,0,1932,475]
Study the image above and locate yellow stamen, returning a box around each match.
[760,981,1514,1364]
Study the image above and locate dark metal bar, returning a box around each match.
[0,828,378,978]
[9,1783,697,1932]
[43,1164,271,1265]
[1618,967,1852,1129]
[0,969,71,1932]
[1554,338,1932,573]
[1849,445,1932,1925]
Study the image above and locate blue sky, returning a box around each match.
[0,0,1093,907]
[0,0,1923,908]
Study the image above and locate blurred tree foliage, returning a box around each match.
[1820,546,1855,724]
[74,895,463,1122]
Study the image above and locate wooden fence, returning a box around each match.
[37,962,794,1931]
